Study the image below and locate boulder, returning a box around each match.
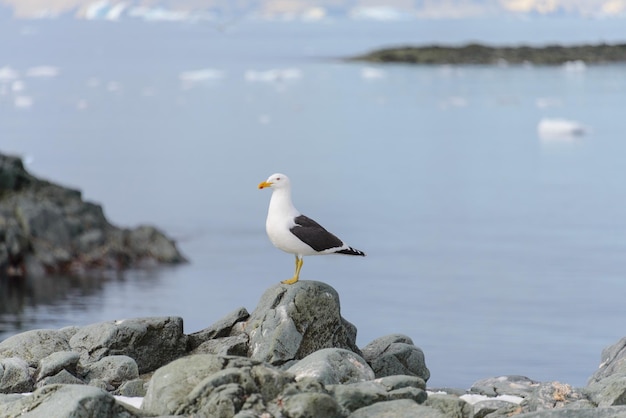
[470,375,539,397]
[0,329,71,367]
[0,357,33,393]
[590,337,626,384]
[281,392,343,418]
[83,355,139,389]
[37,351,81,381]
[585,374,626,407]
[511,406,626,418]
[361,334,430,381]
[188,307,250,350]
[287,348,375,385]
[142,354,294,416]
[36,369,85,388]
[191,334,249,357]
[69,317,187,374]
[238,280,361,365]
[328,377,427,415]
[424,394,472,418]
[0,383,146,418]
[347,399,445,418]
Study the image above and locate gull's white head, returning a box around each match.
[258,173,290,190]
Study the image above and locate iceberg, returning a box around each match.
[537,118,587,140]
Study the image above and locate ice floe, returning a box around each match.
[537,117,588,140]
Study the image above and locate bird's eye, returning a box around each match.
[276,177,281,181]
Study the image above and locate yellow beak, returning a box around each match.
[258,181,273,189]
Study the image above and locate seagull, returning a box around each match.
[258,173,365,284]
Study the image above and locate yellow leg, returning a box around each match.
[282,256,303,285]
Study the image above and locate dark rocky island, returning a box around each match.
[1,280,626,417]
[350,43,626,65]
[0,152,186,278]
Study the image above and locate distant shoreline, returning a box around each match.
[349,43,626,65]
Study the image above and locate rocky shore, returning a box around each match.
[1,280,626,417]
[0,153,186,278]
[350,43,626,65]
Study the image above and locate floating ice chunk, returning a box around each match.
[26,66,60,78]
[14,96,34,109]
[244,68,302,83]
[179,69,223,82]
[538,118,587,140]
[562,60,586,72]
[0,66,19,82]
[361,67,386,80]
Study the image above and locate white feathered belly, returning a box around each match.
[266,217,319,256]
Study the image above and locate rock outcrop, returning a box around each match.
[0,152,185,277]
[3,279,626,417]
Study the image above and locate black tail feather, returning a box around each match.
[336,247,366,256]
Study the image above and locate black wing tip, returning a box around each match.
[337,247,366,256]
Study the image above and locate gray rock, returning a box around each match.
[375,375,426,391]
[585,373,626,406]
[522,381,586,411]
[239,281,361,365]
[514,406,626,418]
[387,386,427,403]
[115,379,147,397]
[192,334,249,356]
[329,381,389,413]
[470,375,539,397]
[36,369,85,388]
[0,357,33,393]
[473,399,522,418]
[37,351,81,380]
[348,399,446,418]
[361,334,430,381]
[0,383,146,418]
[424,394,472,418]
[125,225,186,264]
[188,306,250,350]
[0,152,186,276]
[83,355,139,388]
[69,317,187,373]
[288,348,375,385]
[281,392,343,418]
[590,337,626,384]
[142,354,294,416]
[0,329,71,367]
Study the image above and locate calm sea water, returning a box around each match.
[1,18,626,389]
